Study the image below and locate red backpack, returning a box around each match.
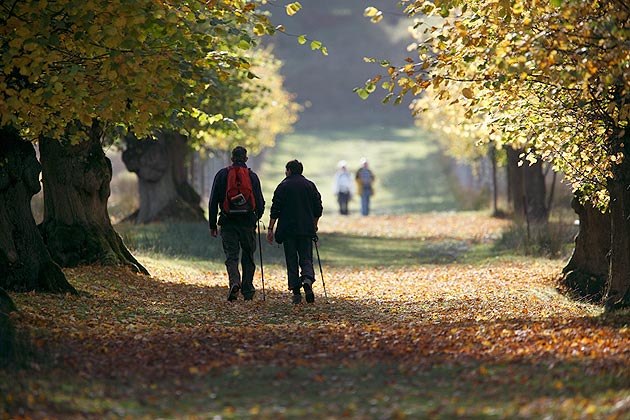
[222,165,256,214]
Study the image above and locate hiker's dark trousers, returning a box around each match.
[220,224,257,297]
[338,191,350,215]
[282,235,315,291]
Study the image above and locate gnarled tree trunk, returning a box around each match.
[604,132,630,310]
[0,127,75,294]
[122,131,205,224]
[561,196,610,302]
[39,122,148,274]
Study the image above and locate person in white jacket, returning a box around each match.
[333,160,355,215]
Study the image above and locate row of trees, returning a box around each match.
[0,0,302,327]
[362,0,629,309]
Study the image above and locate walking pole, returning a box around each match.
[313,235,328,303]
[257,219,266,301]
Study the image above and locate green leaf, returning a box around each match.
[297,35,307,45]
[310,40,322,51]
[238,39,251,50]
[355,88,369,100]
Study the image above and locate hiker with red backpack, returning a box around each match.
[209,146,265,302]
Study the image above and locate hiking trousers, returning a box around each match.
[338,191,350,215]
[220,224,257,298]
[282,235,315,291]
[360,190,371,216]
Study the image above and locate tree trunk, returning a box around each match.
[0,287,18,365]
[0,127,75,293]
[561,196,610,302]
[506,147,548,224]
[490,147,500,216]
[604,137,630,310]
[39,122,148,274]
[506,147,525,219]
[523,159,548,224]
[122,131,206,224]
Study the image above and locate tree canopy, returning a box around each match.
[362,0,629,210]
[0,0,291,144]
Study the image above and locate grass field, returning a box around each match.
[257,126,461,216]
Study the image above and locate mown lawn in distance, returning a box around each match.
[257,126,461,216]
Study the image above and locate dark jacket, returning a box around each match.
[270,174,323,243]
[208,162,265,229]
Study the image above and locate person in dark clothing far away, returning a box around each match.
[209,146,265,302]
[266,159,323,304]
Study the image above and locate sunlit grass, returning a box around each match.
[259,126,460,216]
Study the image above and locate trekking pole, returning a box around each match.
[313,235,328,303]
[257,219,266,301]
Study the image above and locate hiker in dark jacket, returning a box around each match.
[266,159,323,304]
[209,146,265,301]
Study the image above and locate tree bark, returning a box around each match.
[523,159,548,224]
[0,127,75,293]
[506,147,548,224]
[0,287,17,365]
[604,135,630,310]
[506,147,525,219]
[39,122,148,274]
[122,131,206,224]
[561,196,610,302]
[490,147,500,216]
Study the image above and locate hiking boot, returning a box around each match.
[303,282,315,303]
[292,293,302,304]
[243,290,255,301]
[227,284,240,302]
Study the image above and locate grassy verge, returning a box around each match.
[115,211,518,270]
[258,126,461,216]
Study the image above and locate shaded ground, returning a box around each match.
[2,213,630,419]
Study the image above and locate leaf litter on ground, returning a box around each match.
[3,212,630,419]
